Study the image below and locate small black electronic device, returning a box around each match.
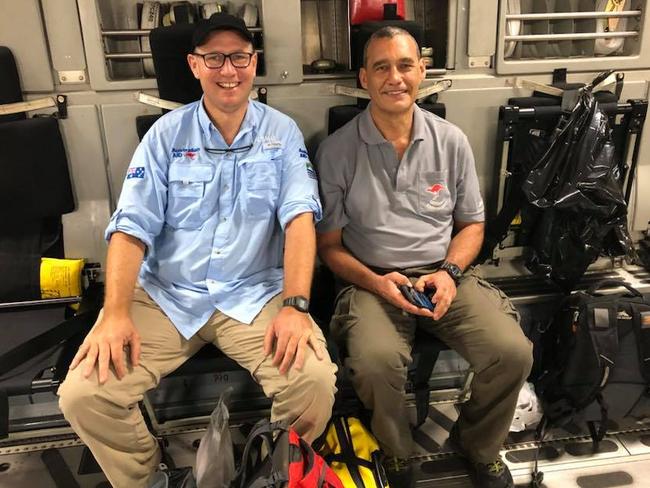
[398,285,435,311]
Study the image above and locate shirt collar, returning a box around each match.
[197,96,259,146]
[358,103,426,145]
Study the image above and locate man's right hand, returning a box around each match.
[69,313,141,384]
[374,272,435,318]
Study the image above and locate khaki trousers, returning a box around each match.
[331,267,533,463]
[58,287,337,488]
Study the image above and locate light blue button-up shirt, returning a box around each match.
[105,98,322,339]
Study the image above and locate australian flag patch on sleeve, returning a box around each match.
[126,167,145,179]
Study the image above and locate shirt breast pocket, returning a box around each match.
[243,160,280,218]
[166,163,214,229]
[418,170,453,217]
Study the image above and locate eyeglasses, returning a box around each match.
[192,51,254,69]
[205,144,253,155]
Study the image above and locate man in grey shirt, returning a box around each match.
[316,27,532,488]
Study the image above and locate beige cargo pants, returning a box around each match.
[58,287,337,488]
[331,266,533,464]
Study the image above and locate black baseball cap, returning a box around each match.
[191,13,254,49]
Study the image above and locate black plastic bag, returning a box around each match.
[521,71,635,291]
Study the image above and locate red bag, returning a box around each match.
[231,419,344,488]
[349,0,405,25]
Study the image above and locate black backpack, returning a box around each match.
[530,279,650,486]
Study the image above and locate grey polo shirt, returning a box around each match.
[316,104,484,269]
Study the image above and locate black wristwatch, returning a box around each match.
[283,295,310,313]
[440,261,462,285]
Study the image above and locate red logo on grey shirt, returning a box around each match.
[426,183,447,208]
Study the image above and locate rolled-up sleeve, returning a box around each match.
[105,128,169,249]
[314,138,349,233]
[276,122,322,229]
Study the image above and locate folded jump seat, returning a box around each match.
[0,46,99,440]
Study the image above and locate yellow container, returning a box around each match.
[40,257,85,299]
[319,417,389,488]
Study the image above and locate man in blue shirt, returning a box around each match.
[58,14,337,488]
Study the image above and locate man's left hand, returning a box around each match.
[264,307,324,374]
[414,271,457,320]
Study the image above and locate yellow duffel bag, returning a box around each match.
[318,416,389,488]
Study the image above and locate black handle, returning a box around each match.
[586,280,642,298]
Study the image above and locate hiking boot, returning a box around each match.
[447,425,513,488]
[382,456,415,488]
[468,457,514,488]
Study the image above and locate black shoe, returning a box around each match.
[383,456,415,488]
[469,457,514,488]
[447,425,513,488]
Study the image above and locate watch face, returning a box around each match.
[442,262,462,280]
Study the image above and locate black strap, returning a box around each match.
[586,393,609,450]
[41,448,81,488]
[631,303,650,383]
[586,279,643,298]
[552,68,567,87]
[334,418,366,488]
[479,182,527,264]
[413,338,441,428]
[234,419,283,488]
[247,471,288,488]
[0,390,7,438]
[615,73,625,100]
[530,417,547,488]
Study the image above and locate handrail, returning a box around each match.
[505,31,638,42]
[506,10,641,21]
[101,26,263,36]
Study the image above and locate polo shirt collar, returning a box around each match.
[359,103,426,145]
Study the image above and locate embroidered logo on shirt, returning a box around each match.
[306,161,317,180]
[299,148,309,159]
[262,135,283,150]
[426,183,446,208]
[126,167,145,179]
[172,147,200,158]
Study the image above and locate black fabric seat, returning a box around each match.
[0,46,97,439]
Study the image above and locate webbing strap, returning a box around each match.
[0,390,7,438]
[632,304,650,383]
[247,471,288,488]
[234,419,285,488]
[333,418,366,488]
[530,416,548,488]
[413,339,440,428]
[586,393,609,450]
[588,306,618,381]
